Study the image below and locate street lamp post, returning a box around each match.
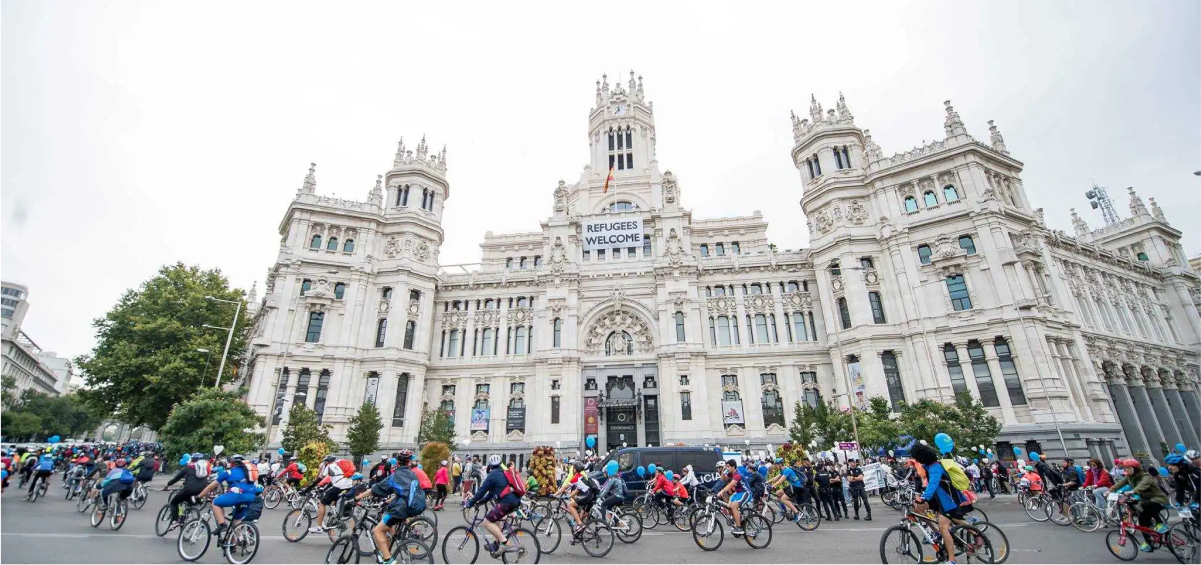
[196,348,212,386]
[204,295,242,389]
[1016,303,1069,456]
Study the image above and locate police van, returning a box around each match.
[596,446,729,503]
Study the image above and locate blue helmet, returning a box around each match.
[1164,454,1185,465]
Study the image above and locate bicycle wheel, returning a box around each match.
[402,516,439,552]
[440,526,479,564]
[532,516,561,554]
[1048,501,1072,526]
[879,525,924,564]
[1024,497,1050,522]
[326,535,360,564]
[758,501,778,525]
[797,503,822,531]
[177,519,212,562]
[460,505,479,525]
[951,524,993,563]
[76,491,92,513]
[282,507,312,542]
[742,513,773,549]
[133,487,148,510]
[972,522,1009,564]
[28,480,40,502]
[422,506,439,527]
[964,506,989,525]
[1105,529,1139,561]
[501,528,540,564]
[577,519,613,558]
[111,499,128,530]
[394,539,434,564]
[881,489,898,509]
[670,505,691,531]
[690,512,723,551]
[264,487,282,510]
[156,504,175,537]
[1168,522,1198,565]
[1068,503,1102,533]
[224,522,260,565]
[90,499,104,528]
[615,510,643,543]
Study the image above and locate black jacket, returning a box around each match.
[166,465,208,491]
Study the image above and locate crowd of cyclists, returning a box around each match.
[1,437,1198,564]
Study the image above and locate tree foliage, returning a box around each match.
[75,263,250,430]
[346,401,382,463]
[281,404,333,455]
[893,394,1002,455]
[420,442,451,475]
[416,406,455,446]
[159,388,265,462]
[0,386,105,442]
[298,441,332,484]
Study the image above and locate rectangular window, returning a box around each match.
[551,396,560,424]
[838,297,852,329]
[762,390,785,428]
[700,244,709,257]
[721,374,739,388]
[382,287,393,301]
[944,344,968,399]
[643,234,652,257]
[679,375,689,386]
[515,326,528,354]
[305,311,324,343]
[918,245,932,265]
[968,340,999,407]
[375,319,387,348]
[800,371,821,408]
[754,313,770,343]
[553,318,562,348]
[869,292,886,324]
[597,249,606,261]
[681,392,692,421]
[392,373,409,427]
[994,338,1027,405]
[583,250,591,262]
[612,248,621,259]
[476,383,490,396]
[717,316,732,345]
[959,235,976,255]
[947,275,972,311]
[403,321,416,350]
[625,130,632,149]
[294,369,310,409]
[793,312,809,341]
[860,257,874,270]
[447,329,460,358]
[732,242,740,254]
[881,351,906,411]
[314,370,330,423]
[675,312,686,342]
[715,243,725,256]
[301,279,312,296]
[627,246,637,258]
[534,255,542,267]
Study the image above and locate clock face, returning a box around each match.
[612,105,627,116]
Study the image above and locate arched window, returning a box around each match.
[944,185,960,202]
[959,235,976,255]
[829,261,841,276]
[918,245,932,265]
[343,239,355,253]
[327,237,338,251]
[397,184,410,207]
[610,201,635,212]
[605,331,633,356]
[838,297,852,329]
[310,234,322,248]
[334,283,346,299]
[904,196,918,213]
[923,191,938,207]
[375,319,387,348]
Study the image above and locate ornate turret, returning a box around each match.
[943,100,967,137]
[369,175,383,206]
[1071,208,1090,237]
[988,120,1009,154]
[389,135,447,174]
[1149,197,1165,221]
[1128,187,1148,217]
[298,163,317,195]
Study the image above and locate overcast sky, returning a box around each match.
[3,1,1198,360]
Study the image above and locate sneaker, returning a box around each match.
[792,514,802,523]
[1154,523,1169,534]
[1138,542,1153,553]
[307,526,323,534]
[731,527,744,535]
[501,543,520,554]
[380,559,396,565]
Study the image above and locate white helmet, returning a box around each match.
[487,454,502,467]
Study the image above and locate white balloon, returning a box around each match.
[459,439,471,448]
[919,440,928,445]
[213,445,225,456]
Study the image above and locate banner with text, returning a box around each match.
[582,218,644,251]
[584,397,599,435]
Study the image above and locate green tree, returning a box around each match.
[420,442,451,474]
[809,399,852,449]
[1,375,18,411]
[416,406,455,446]
[2,411,43,440]
[895,395,1001,455]
[0,390,104,440]
[948,393,1002,455]
[346,401,382,463]
[854,396,900,454]
[788,401,815,449]
[298,440,332,484]
[159,388,265,462]
[76,263,250,430]
[281,404,333,455]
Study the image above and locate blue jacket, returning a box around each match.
[922,462,965,512]
[468,467,520,508]
[216,464,259,493]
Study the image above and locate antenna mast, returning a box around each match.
[1085,184,1120,226]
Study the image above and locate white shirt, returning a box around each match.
[257,461,270,476]
[320,460,356,490]
[681,467,699,487]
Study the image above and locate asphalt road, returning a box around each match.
[0,476,1187,564]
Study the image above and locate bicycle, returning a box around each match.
[441,504,540,563]
[262,479,299,510]
[1104,495,1195,563]
[590,501,643,544]
[89,491,130,531]
[561,501,615,558]
[1168,503,1199,564]
[75,478,98,512]
[689,495,772,551]
[1068,488,1128,533]
[64,467,87,500]
[325,508,435,564]
[177,500,262,565]
[156,490,214,537]
[879,507,993,564]
[129,480,150,510]
[25,473,51,502]
[770,495,822,532]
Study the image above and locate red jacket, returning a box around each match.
[1083,467,1113,488]
[279,462,303,480]
[653,474,672,494]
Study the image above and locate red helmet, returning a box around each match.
[115,459,127,467]
[1121,458,1140,469]
[1113,458,1123,464]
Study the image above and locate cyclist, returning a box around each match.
[768,458,804,523]
[25,449,56,500]
[163,452,210,526]
[650,466,681,520]
[596,462,626,519]
[368,454,391,483]
[464,454,522,557]
[680,464,700,499]
[93,459,135,519]
[1082,458,1114,510]
[355,449,424,565]
[910,442,967,563]
[846,458,872,521]
[714,459,749,536]
[563,461,600,534]
[410,459,433,501]
[1019,465,1043,494]
[197,454,260,538]
[277,455,305,490]
[301,454,356,534]
[1187,450,1200,469]
[1163,454,1200,513]
[1110,458,1169,552]
[130,451,156,487]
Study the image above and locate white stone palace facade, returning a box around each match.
[243,73,1201,461]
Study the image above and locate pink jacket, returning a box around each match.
[435,466,450,485]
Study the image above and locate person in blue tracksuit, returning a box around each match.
[911,443,968,563]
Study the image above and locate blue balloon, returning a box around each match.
[1159,466,1169,476]
[278,447,285,455]
[934,433,954,455]
[648,463,658,474]
[636,466,646,477]
[180,453,192,466]
[666,471,674,481]
[605,461,619,477]
[586,436,596,449]
[1030,452,1040,462]
[1176,443,1187,454]
[48,435,60,444]
[973,458,979,464]
[1012,446,1023,456]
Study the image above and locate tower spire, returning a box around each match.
[300,163,317,194]
[836,92,853,122]
[809,94,822,122]
[1127,187,1148,216]
[416,135,428,160]
[987,120,1008,154]
[393,137,406,168]
[369,174,383,206]
[440,145,447,168]
[1070,208,1090,236]
[943,100,966,137]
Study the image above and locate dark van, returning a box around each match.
[595,446,727,503]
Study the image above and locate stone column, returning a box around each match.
[984,339,1017,423]
[1145,373,1185,450]
[1128,379,1168,455]
[1104,375,1150,456]
[953,341,982,401]
[1160,379,1200,449]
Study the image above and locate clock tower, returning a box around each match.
[588,71,656,178]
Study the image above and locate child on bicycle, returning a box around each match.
[1110,458,1169,552]
[768,459,803,523]
[597,462,625,520]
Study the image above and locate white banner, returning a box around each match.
[582,218,643,251]
[721,400,745,424]
[863,462,883,491]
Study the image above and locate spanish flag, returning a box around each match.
[603,166,615,194]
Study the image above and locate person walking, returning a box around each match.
[434,460,450,510]
[452,457,463,495]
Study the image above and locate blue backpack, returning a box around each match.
[118,469,136,485]
[37,457,55,472]
[388,472,426,514]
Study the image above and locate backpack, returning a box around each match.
[336,459,356,477]
[789,465,806,487]
[193,460,210,478]
[503,467,528,497]
[296,461,307,474]
[118,468,136,485]
[240,496,264,521]
[246,464,260,483]
[743,470,767,497]
[388,471,426,514]
[938,459,971,492]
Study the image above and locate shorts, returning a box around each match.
[382,509,414,527]
[486,501,518,522]
[925,496,969,520]
[321,486,346,506]
[730,492,750,505]
[213,491,258,508]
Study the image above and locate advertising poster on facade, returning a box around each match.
[584,397,599,435]
[470,408,489,431]
[581,218,643,251]
[721,400,745,424]
[848,358,867,409]
[506,407,525,431]
[364,374,380,406]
